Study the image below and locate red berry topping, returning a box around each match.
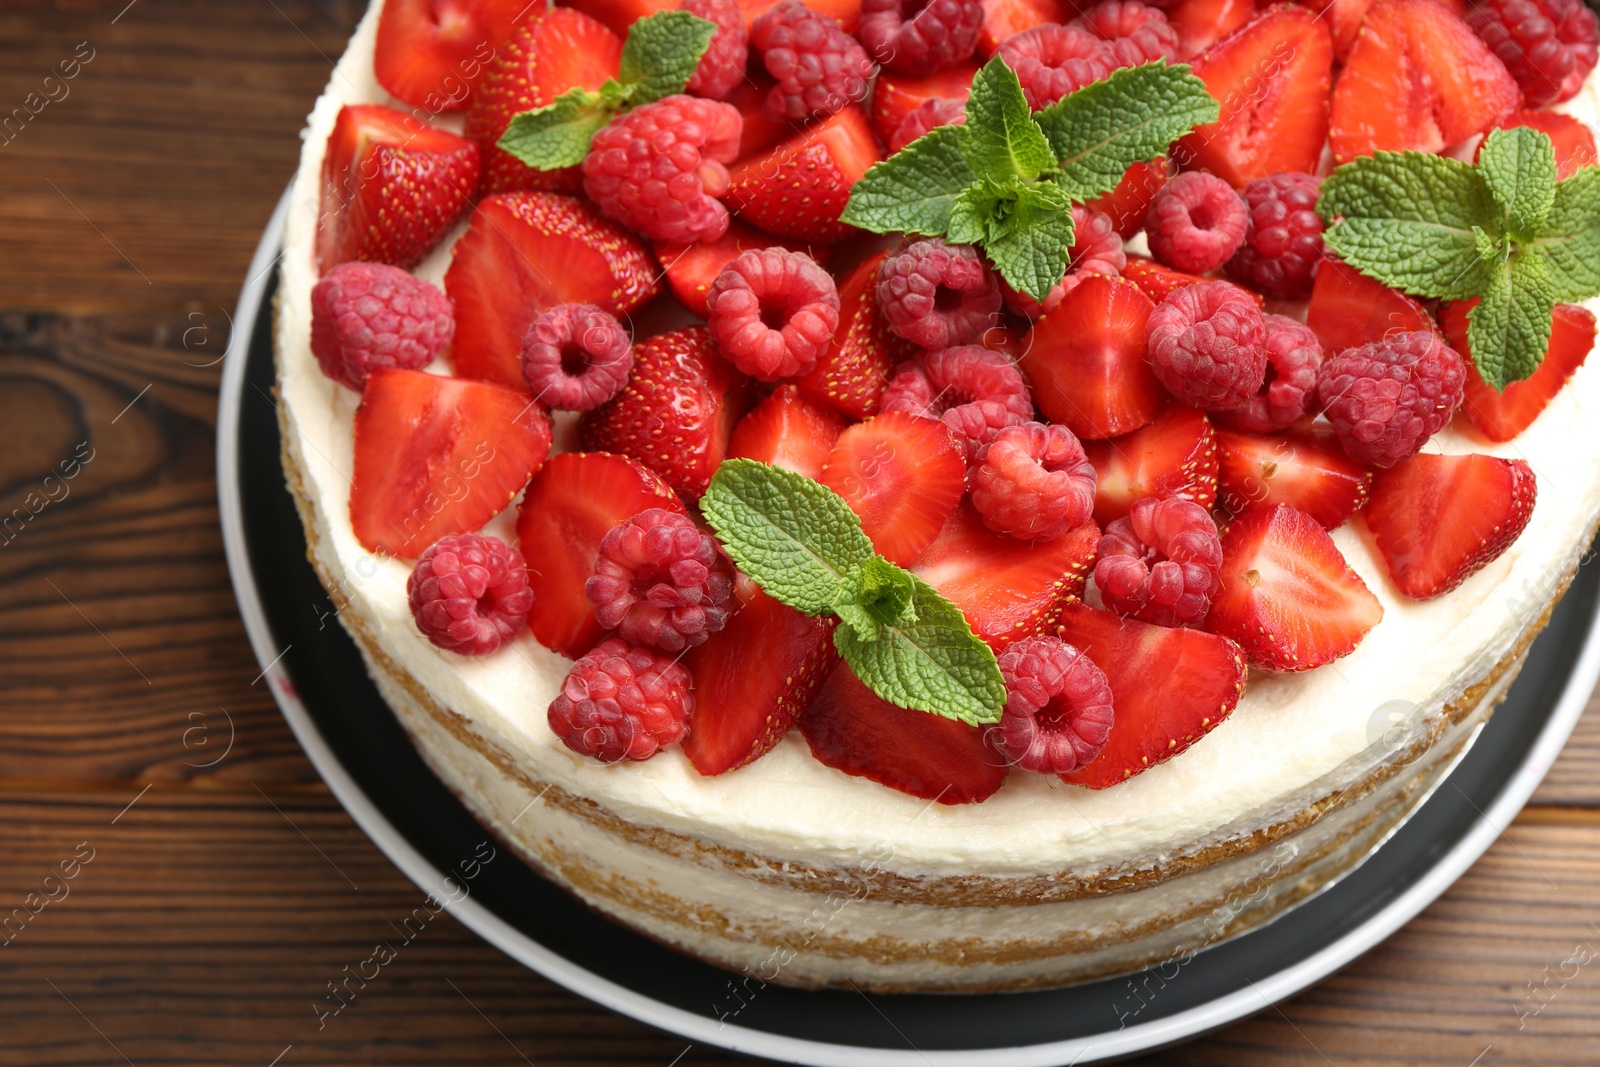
[970,422,1097,541]
[995,635,1115,774]
[706,248,841,380]
[1075,0,1180,66]
[1465,0,1599,108]
[310,262,454,391]
[796,250,906,419]
[1094,496,1222,627]
[1002,204,1127,320]
[681,0,750,100]
[880,344,1034,459]
[876,238,1002,350]
[1316,330,1465,469]
[586,508,737,652]
[859,0,985,74]
[1214,313,1323,434]
[520,303,633,412]
[998,24,1119,110]
[581,94,742,244]
[820,412,968,565]
[1146,281,1267,411]
[548,637,694,762]
[407,534,532,656]
[750,1,875,122]
[889,95,968,153]
[1225,172,1325,300]
[1146,171,1249,274]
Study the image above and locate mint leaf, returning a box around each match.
[834,574,1005,726]
[1469,249,1557,390]
[499,88,608,170]
[1479,126,1558,238]
[837,557,918,628]
[983,183,1075,301]
[618,10,717,107]
[961,55,1053,183]
[840,124,976,235]
[1533,164,1600,303]
[1039,62,1219,202]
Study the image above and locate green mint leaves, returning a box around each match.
[701,459,1005,727]
[841,58,1218,301]
[1319,126,1600,390]
[498,11,715,171]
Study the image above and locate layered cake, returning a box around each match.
[274,0,1600,990]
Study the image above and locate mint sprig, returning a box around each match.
[701,459,1005,726]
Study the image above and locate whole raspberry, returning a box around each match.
[1094,496,1222,627]
[970,422,1097,541]
[1317,330,1466,469]
[998,24,1119,110]
[582,94,742,244]
[889,95,968,153]
[1466,0,1599,108]
[706,248,840,380]
[751,1,875,122]
[407,534,532,656]
[547,637,694,762]
[1002,204,1127,320]
[859,0,985,73]
[1146,280,1267,411]
[1075,0,1180,67]
[681,0,750,100]
[310,261,453,391]
[520,303,634,411]
[1215,314,1323,434]
[994,635,1115,774]
[876,238,1002,350]
[880,345,1033,459]
[1146,171,1249,274]
[585,508,737,652]
[1225,172,1325,300]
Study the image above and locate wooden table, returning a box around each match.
[5,2,1600,1063]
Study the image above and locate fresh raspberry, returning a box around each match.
[998,24,1119,111]
[876,238,1002,350]
[969,422,1097,541]
[1465,0,1599,108]
[1001,204,1127,320]
[1146,171,1249,274]
[520,303,634,412]
[547,637,694,762]
[751,1,875,122]
[889,95,968,153]
[859,0,985,73]
[706,248,841,380]
[1094,496,1222,627]
[1317,330,1466,469]
[585,508,737,652]
[1146,280,1267,411]
[1215,314,1323,434]
[310,261,453,391]
[1074,0,1180,67]
[681,0,750,100]
[879,344,1033,459]
[582,95,742,244]
[994,635,1115,774]
[1225,172,1325,300]
[407,534,532,656]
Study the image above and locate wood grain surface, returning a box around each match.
[4,2,1600,1064]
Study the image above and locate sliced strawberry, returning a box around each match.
[515,451,684,656]
[1305,256,1434,356]
[316,104,480,273]
[727,384,847,479]
[1214,425,1372,529]
[728,73,801,161]
[1167,0,1257,58]
[1175,5,1333,187]
[350,368,553,558]
[799,664,1008,804]
[870,62,979,148]
[683,576,840,774]
[373,0,536,111]
[1120,255,1260,308]
[1081,404,1219,526]
[1441,299,1597,443]
[913,503,1100,652]
[978,0,1072,56]
[1086,157,1170,240]
[819,412,966,566]
[1021,274,1165,441]
[562,0,674,36]
[1362,452,1537,600]
[1328,0,1518,164]
[654,220,825,319]
[1055,601,1246,789]
[723,106,881,244]
[741,0,863,31]
[445,192,660,390]
[464,8,623,196]
[1484,110,1598,181]
[794,250,907,419]
[1207,503,1382,671]
[579,326,755,499]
